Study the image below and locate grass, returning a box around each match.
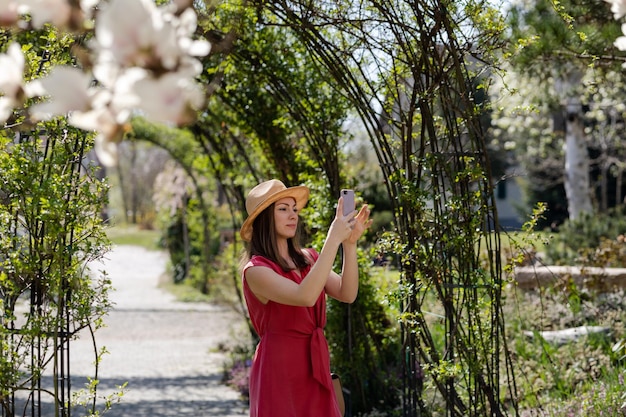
[159,281,214,303]
[104,224,163,250]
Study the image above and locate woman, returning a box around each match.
[240,179,372,417]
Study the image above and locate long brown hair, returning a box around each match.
[244,203,310,272]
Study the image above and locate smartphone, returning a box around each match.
[341,189,355,216]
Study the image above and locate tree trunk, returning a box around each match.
[617,165,624,206]
[130,141,138,224]
[564,107,593,219]
[556,69,593,220]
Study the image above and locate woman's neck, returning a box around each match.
[277,238,290,261]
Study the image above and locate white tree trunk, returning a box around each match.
[555,69,593,220]
[564,109,593,220]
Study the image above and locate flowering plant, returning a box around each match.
[0,0,210,166]
[607,0,626,55]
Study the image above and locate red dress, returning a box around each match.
[242,249,341,417]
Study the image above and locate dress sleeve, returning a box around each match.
[244,255,281,275]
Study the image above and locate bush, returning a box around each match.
[545,207,626,266]
[222,342,254,401]
[326,263,403,416]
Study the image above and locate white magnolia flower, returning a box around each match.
[17,0,98,28]
[74,107,126,167]
[80,0,98,18]
[111,67,204,126]
[0,42,25,123]
[0,98,14,123]
[69,90,128,167]
[605,0,626,20]
[28,66,95,120]
[94,0,164,69]
[132,72,204,125]
[150,20,181,71]
[19,0,72,28]
[0,43,24,97]
[1,0,209,165]
[94,132,121,167]
[94,0,209,72]
[174,8,211,58]
[614,24,626,54]
[107,67,146,114]
[172,0,193,10]
[28,64,133,166]
[176,55,204,78]
[91,56,121,90]
[613,36,626,51]
[28,65,130,166]
[0,0,21,26]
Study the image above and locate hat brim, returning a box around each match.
[240,186,309,242]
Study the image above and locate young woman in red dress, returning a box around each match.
[240,179,372,417]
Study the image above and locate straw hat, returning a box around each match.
[240,179,310,242]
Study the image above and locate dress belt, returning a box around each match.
[310,327,332,391]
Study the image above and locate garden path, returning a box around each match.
[70,244,249,417]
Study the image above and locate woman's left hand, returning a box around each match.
[345,204,373,244]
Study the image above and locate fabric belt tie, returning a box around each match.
[310,327,332,391]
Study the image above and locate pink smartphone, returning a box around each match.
[341,189,355,216]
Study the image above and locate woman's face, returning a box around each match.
[273,197,299,240]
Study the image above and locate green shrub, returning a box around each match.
[326,263,403,416]
[545,207,626,265]
[577,235,626,268]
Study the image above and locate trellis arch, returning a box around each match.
[0,128,111,417]
[255,0,518,415]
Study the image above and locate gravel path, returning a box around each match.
[68,245,250,417]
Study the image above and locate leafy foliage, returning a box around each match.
[492,0,626,227]
[0,125,112,415]
[506,0,622,71]
[545,207,626,265]
[326,263,403,414]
